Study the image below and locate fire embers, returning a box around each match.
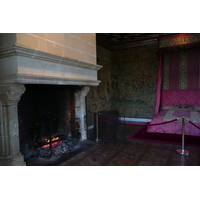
[37,138,76,159]
[42,137,62,149]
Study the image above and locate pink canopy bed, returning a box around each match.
[147,34,200,136]
[147,90,200,136]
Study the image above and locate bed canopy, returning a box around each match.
[148,33,200,136]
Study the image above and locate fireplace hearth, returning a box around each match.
[18,84,80,161]
[25,137,79,162]
[25,139,94,166]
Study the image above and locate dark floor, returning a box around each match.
[59,123,200,166]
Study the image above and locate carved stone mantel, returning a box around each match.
[0,44,102,86]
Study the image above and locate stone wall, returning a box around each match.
[16,33,96,65]
[0,33,96,65]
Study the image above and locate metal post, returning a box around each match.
[113,115,117,144]
[96,113,100,142]
[123,114,125,144]
[176,117,189,155]
[69,120,75,139]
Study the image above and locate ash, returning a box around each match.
[25,139,95,166]
[25,139,78,161]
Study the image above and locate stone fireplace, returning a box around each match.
[18,84,82,161]
[0,38,102,165]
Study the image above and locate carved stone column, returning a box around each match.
[75,86,90,141]
[0,84,26,166]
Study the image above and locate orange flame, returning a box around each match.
[42,137,62,149]
[44,137,60,143]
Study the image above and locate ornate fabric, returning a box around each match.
[163,109,200,123]
[162,53,169,90]
[147,109,200,136]
[162,49,200,90]
[154,52,163,116]
[179,51,188,89]
[161,90,200,108]
[159,34,200,49]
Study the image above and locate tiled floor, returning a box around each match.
[59,124,200,166]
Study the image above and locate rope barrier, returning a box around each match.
[98,113,178,127]
[91,111,193,155]
[188,121,200,129]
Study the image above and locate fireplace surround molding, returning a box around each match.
[0,44,102,86]
[0,44,102,166]
[75,86,90,141]
[0,84,26,165]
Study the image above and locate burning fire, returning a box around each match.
[44,137,60,143]
[42,137,63,149]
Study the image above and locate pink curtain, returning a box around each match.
[154,52,163,116]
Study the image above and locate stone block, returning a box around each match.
[80,33,91,43]
[31,33,45,38]
[46,40,63,56]
[44,33,64,45]
[62,46,73,58]
[85,42,96,56]
[71,36,86,52]
[16,33,39,50]
[63,33,71,47]
[84,54,96,65]
[38,37,46,52]
[91,34,96,45]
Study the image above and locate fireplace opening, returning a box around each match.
[18,84,79,162]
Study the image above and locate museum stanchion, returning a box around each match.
[98,113,191,156]
[176,117,189,155]
[95,112,101,143]
[89,111,193,156]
